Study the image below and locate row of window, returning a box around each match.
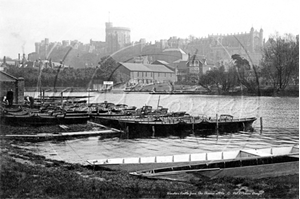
[132,72,173,78]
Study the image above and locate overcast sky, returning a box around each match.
[0,0,299,59]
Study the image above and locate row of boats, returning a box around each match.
[1,100,257,138]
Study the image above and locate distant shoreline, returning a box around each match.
[24,86,299,97]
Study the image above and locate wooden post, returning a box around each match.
[40,88,42,101]
[126,126,129,139]
[192,117,195,134]
[260,117,263,134]
[216,114,219,140]
[88,90,90,106]
[61,91,63,106]
[157,95,160,109]
[42,89,45,104]
[152,126,155,138]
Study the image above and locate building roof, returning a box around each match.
[153,60,169,65]
[120,62,174,73]
[151,60,175,70]
[0,71,18,82]
[144,64,174,73]
[163,48,187,55]
[120,63,151,72]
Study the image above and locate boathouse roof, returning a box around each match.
[120,63,174,73]
[0,71,18,82]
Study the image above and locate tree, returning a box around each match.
[198,68,223,94]
[231,54,260,94]
[261,33,299,93]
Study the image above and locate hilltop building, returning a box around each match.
[105,22,131,54]
[187,27,264,66]
[26,26,264,73]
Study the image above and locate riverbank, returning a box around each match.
[0,124,298,198]
[25,85,299,97]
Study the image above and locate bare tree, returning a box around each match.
[261,33,299,93]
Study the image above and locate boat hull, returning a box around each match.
[193,161,299,179]
[91,116,257,138]
[91,116,191,138]
[130,154,299,181]
[1,114,90,126]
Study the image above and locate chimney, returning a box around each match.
[18,53,20,61]
[22,53,26,64]
[3,56,6,64]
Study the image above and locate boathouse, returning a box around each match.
[0,71,24,104]
[117,62,176,84]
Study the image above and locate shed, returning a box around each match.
[0,71,24,104]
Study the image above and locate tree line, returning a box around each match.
[4,56,123,89]
[194,33,299,96]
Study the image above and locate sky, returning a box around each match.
[0,0,299,59]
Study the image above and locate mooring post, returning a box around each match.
[260,117,263,134]
[152,126,155,138]
[42,89,45,104]
[216,114,219,141]
[192,117,195,134]
[60,91,63,106]
[126,126,129,139]
[40,88,42,101]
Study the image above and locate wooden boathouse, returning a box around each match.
[0,71,24,104]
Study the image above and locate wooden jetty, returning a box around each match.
[1,128,122,142]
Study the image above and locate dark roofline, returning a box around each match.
[0,71,18,80]
[151,60,175,71]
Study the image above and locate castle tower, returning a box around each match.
[35,42,40,54]
[105,22,130,54]
[259,28,264,46]
[44,38,49,59]
[250,27,255,52]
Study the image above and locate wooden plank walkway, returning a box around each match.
[1,129,122,141]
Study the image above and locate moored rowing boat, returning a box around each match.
[85,145,298,173]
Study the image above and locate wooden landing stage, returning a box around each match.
[2,129,122,142]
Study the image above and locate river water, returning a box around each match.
[21,92,299,164]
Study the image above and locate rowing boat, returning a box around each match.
[85,145,298,173]
[1,113,90,126]
[129,145,299,181]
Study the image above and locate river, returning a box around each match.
[21,92,299,164]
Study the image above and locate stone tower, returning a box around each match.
[105,22,131,54]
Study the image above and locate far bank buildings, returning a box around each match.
[31,23,264,85]
[117,26,264,84]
